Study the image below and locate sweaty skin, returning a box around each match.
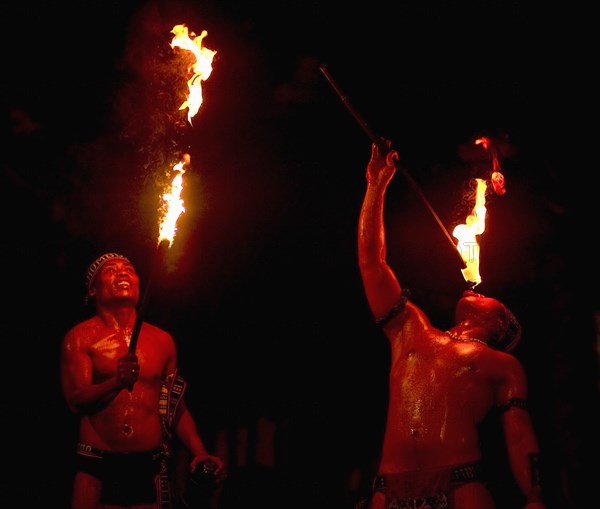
[61,257,224,509]
[358,141,546,509]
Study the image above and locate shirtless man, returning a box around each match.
[357,141,546,509]
[60,252,224,509]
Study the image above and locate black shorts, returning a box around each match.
[75,443,163,505]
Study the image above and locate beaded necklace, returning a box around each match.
[445,330,487,346]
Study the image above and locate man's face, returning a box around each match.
[91,259,140,306]
[455,289,504,323]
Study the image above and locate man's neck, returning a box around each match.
[96,302,136,331]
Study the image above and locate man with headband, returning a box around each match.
[60,252,225,509]
[356,141,546,509]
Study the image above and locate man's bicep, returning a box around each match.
[360,263,403,322]
[163,334,179,379]
[495,357,529,408]
[60,336,93,409]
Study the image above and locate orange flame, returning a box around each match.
[158,158,187,246]
[170,24,216,124]
[156,23,216,247]
[452,178,487,287]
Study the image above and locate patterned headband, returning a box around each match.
[85,252,131,294]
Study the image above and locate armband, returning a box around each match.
[375,289,410,327]
[498,397,528,413]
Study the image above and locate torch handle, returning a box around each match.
[128,239,170,354]
[319,63,465,269]
[126,240,170,391]
[128,313,144,354]
[128,270,152,355]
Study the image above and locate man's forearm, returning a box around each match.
[175,407,209,457]
[524,453,544,504]
[358,185,387,267]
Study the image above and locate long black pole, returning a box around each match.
[319,64,465,269]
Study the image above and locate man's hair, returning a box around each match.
[85,252,131,301]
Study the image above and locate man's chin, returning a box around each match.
[109,293,139,304]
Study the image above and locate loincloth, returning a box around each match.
[372,462,483,509]
[75,442,169,506]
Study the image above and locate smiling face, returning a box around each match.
[88,257,140,307]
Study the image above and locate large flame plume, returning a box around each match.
[156,24,216,247]
[129,22,216,357]
[170,23,217,125]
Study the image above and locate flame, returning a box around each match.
[170,24,216,124]
[158,159,187,246]
[155,23,216,248]
[452,178,487,287]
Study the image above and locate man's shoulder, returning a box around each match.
[141,321,173,339]
[66,316,99,334]
[61,317,102,349]
[488,346,521,362]
[486,347,526,378]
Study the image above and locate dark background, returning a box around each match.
[2,1,597,508]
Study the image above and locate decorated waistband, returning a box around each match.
[76,442,166,461]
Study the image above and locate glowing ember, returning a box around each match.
[453,178,487,287]
[170,24,217,124]
[158,158,187,246]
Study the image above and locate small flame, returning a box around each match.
[453,178,487,287]
[170,24,216,124]
[476,136,506,195]
[158,159,187,246]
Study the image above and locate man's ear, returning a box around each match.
[84,287,96,306]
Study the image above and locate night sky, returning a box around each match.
[3,1,597,508]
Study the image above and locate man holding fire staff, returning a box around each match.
[60,252,225,509]
[357,140,547,508]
